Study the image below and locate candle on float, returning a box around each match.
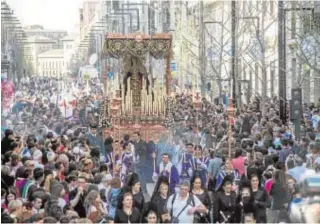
[141,91,144,115]
[144,89,147,114]
[146,93,149,115]
[128,89,131,114]
[128,77,131,93]
[163,94,166,115]
[130,90,133,114]
[121,81,125,114]
[156,83,160,115]
[157,90,160,116]
[149,94,152,115]
[143,77,146,114]
[125,94,128,114]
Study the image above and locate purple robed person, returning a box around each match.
[179,152,193,181]
[153,153,179,193]
[190,156,209,188]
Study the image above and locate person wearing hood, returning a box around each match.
[50,181,67,209]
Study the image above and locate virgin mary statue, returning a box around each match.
[123,55,150,107]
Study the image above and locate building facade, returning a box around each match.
[38,49,64,77]
[24,25,67,49]
[79,0,99,40]
[23,35,56,75]
[61,35,76,73]
[1,1,26,83]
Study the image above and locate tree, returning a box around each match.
[284,1,320,103]
[203,1,278,110]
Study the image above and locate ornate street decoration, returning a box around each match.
[126,39,150,58]
[149,39,171,59]
[101,32,173,142]
[105,39,127,59]
[103,32,172,59]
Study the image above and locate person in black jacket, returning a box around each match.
[190,174,211,223]
[104,136,113,155]
[1,129,14,157]
[251,174,269,223]
[214,175,238,223]
[237,180,257,223]
[132,132,148,194]
[269,170,290,223]
[126,173,145,212]
[114,192,140,223]
[150,176,170,215]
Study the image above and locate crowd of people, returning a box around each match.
[1,76,320,223]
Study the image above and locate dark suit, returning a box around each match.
[134,139,147,193]
[133,139,147,166]
[87,132,105,156]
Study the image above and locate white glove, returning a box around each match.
[187,168,193,177]
[152,172,158,182]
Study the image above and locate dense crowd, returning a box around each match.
[1,77,320,223]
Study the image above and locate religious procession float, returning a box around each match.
[99,32,176,141]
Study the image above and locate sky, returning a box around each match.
[6,0,83,33]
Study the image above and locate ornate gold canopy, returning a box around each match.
[103,32,172,59]
[102,32,173,95]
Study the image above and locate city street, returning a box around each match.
[1,0,320,223]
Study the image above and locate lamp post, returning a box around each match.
[231,0,236,107]
[227,97,236,158]
[278,2,314,124]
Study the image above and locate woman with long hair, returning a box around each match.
[150,176,170,215]
[250,174,269,223]
[126,173,145,212]
[140,202,160,223]
[190,174,211,223]
[84,190,107,223]
[144,209,159,224]
[114,192,140,223]
[237,180,256,223]
[2,187,16,211]
[214,175,238,223]
[269,170,290,223]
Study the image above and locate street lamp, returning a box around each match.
[278,3,315,123]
